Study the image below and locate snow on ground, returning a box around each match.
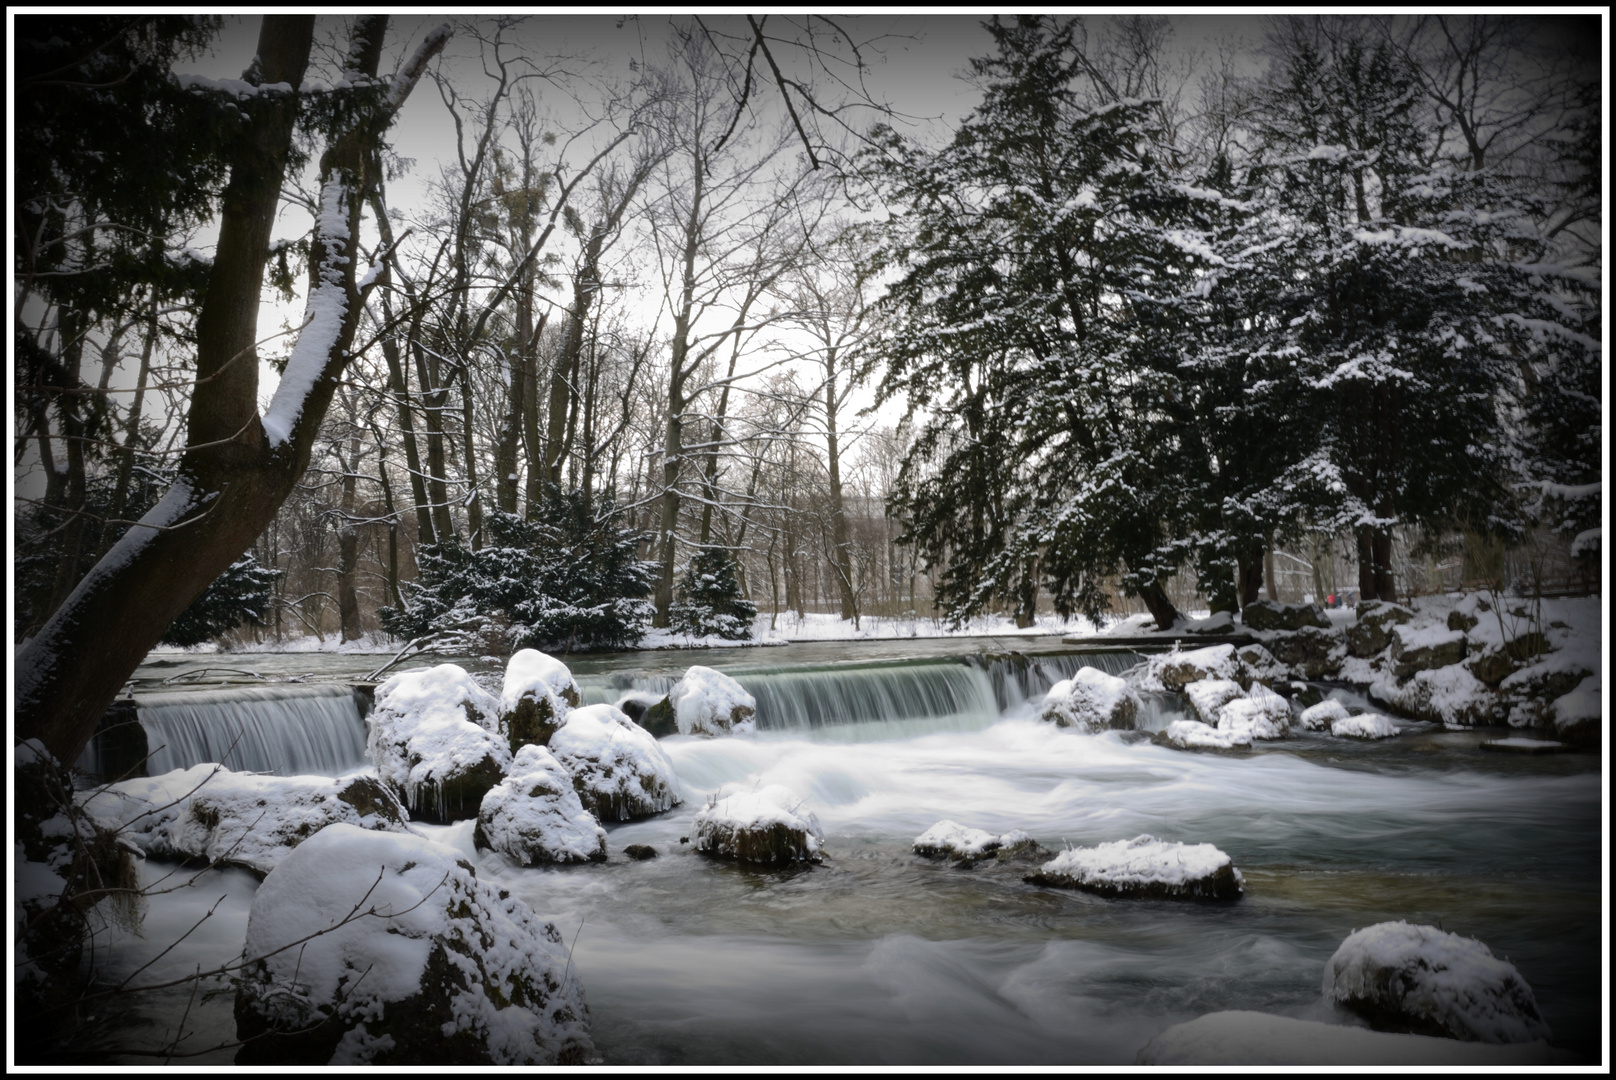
[1323,921,1552,1044]
[1135,1011,1571,1065]
[1031,834,1243,898]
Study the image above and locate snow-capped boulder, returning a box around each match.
[1299,699,1352,732]
[1391,623,1468,679]
[1348,600,1415,657]
[1026,834,1243,900]
[1135,1011,1569,1066]
[1216,683,1291,740]
[234,824,595,1065]
[1184,678,1243,726]
[82,765,411,876]
[1152,644,1240,692]
[1039,667,1140,732]
[1234,643,1288,688]
[912,820,1047,864]
[646,666,757,737]
[498,649,580,752]
[1267,626,1346,679]
[474,745,606,865]
[1242,599,1330,632]
[693,784,822,865]
[367,664,510,824]
[1323,921,1551,1044]
[1371,664,1500,728]
[1330,712,1400,740]
[1550,673,1599,748]
[1155,719,1253,751]
[547,704,682,821]
[1183,610,1237,634]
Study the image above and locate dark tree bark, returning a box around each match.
[1137,579,1182,631]
[15,16,449,765]
[336,434,363,642]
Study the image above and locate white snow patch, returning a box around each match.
[912,819,1027,860]
[1184,678,1243,725]
[1039,666,1140,731]
[367,664,508,810]
[501,648,579,714]
[1299,699,1352,732]
[1216,683,1291,740]
[1161,719,1252,750]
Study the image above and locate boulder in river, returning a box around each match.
[1026,834,1243,900]
[643,666,757,737]
[473,744,607,866]
[1241,599,1330,632]
[913,820,1047,864]
[234,824,595,1065]
[498,649,581,752]
[1330,712,1400,740]
[547,704,682,821]
[1298,699,1352,732]
[693,784,822,865]
[1322,920,1551,1044]
[367,664,510,823]
[1155,719,1253,752]
[1039,667,1140,732]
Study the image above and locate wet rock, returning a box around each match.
[1026,834,1243,900]
[1154,719,1253,752]
[637,697,679,738]
[693,784,822,865]
[912,820,1045,864]
[622,844,658,860]
[547,704,682,822]
[1154,644,1239,692]
[1391,625,1468,680]
[1348,601,1416,658]
[82,767,412,877]
[235,825,595,1065]
[1183,679,1243,726]
[473,745,607,866]
[1323,921,1551,1044]
[1267,626,1347,680]
[1298,699,1352,732]
[1039,667,1141,732]
[1242,599,1330,632]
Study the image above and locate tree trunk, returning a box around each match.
[369,197,435,544]
[14,16,448,766]
[336,435,363,642]
[1137,579,1182,631]
[1263,541,1278,602]
[824,368,857,624]
[1236,541,1265,609]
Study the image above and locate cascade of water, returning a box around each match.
[135,685,369,777]
[973,650,1145,711]
[576,672,680,708]
[735,660,1001,741]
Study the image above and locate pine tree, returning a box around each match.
[868,16,1220,629]
[669,547,757,640]
[160,555,282,647]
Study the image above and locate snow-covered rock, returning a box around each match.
[1184,678,1243,726]
[912,820,1045,863]
[693,784,822,864]
[1216,683,1291,740]
[1039,667,1140,732]
[498,649,580,752]
[1346,600,1415,657]
[1323,921,1551,1044]
[1183,610,1237,634]
[367,664,510,823]
[1266,626,1347,679]
[547,704,681,821]
[1299,699,1352,732]
[1242,599,1329,632]
[234,824,595,1065]
[1371,664,1499,728]
[651,665,758,737]
[1550,673,1599,748]
[81,765,411,876]
[1026,834,1243,900]
[1146,644,1240,692]
[1234,642,1288,688]
[474,745,606,865]
[1135,1011,1569,1066]
[1391,623,1468,679]
[1330,712,1400,740]
[1156,719,1253,751]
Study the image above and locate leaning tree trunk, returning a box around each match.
[1137,579,1182,632]
[15,16,450,766]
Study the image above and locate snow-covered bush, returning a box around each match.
[378,497,653,654]
[367,664,509,823]
[474,745,606,865]
[499,649,580,752]
[547,704,681,821]
[693,784,822,865]
[668,545,756,640]
[1039,666,1141,732]
[234,824,595,1064]
[1026,834,1243,899]
[81,765,411,876]
[1323,921,1551,1043]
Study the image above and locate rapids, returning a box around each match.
[74,642,1602,1065]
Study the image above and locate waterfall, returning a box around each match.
[971,650,1144,711]
[734,660,1001,741]
[577,672,680,708]
[135,684,369,777]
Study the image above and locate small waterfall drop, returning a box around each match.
[973,650,1144,711]
[735,660,1001,741]
[136,684,369,777]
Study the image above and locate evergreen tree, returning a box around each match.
[669,547,757,640]
[380,492,654,654]
[159,555,282,647]
[868,16,1219,629]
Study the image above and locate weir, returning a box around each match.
[133,684,369,777]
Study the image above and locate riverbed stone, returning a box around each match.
[367,664,510,824]
[498,650,581,753]
[1184,679,1244,726]
[1026,835,1243,900]
[1348,601,1416,658]
[1323,921,1550,1044]
[474,745,606,866]
[1155,644,1240,692]
[693,785,823,865]
[1242,599,1330,632]
[1267,626,1347,679]
[547,704,682,822]
[1040,667,1140,732]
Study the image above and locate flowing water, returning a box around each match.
[73,641,1603,1065]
